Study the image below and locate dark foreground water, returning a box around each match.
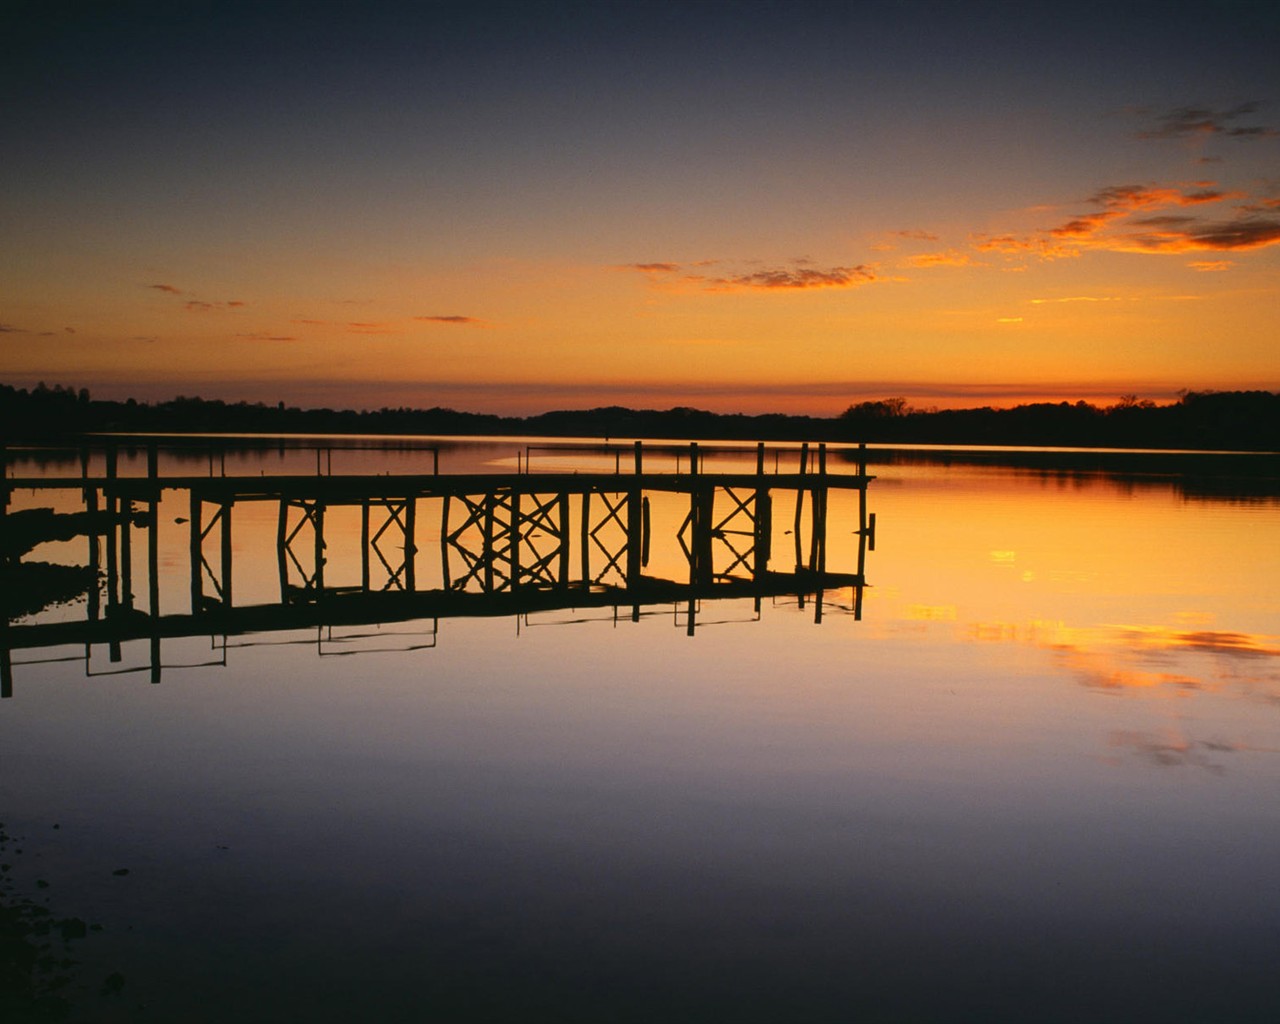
[3,439,1278,1022]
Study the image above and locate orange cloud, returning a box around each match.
[978,180,1280,260]
[346,322,397,335]
[147,283,182,294]
[907,249,972,268]
[1187,260,1233,272]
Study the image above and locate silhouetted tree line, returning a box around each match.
[1,381,1277,451]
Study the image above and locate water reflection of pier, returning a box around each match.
[2,440,875,694]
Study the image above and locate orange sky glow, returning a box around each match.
[2,3,1277,415]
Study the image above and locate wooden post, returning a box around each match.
[149,468,162,684]
[626,487,642,586]
[483,493,495,592]
[105,446,119,616]
[754,491,771,582]
[404,497,417,592]
[220,501,233,608]
[641,496,651,568]
[86,485,100,621]
[276,499,289,600]
[120,498,134,610]
[440,495,453,590]
[580,491,591,584]
[314,500,325,595]
[360,500,370,591]
[634,440,643,476]
[189,489,202,612]
[793,443,808,570]
[148,490,161,621]
[558,492,570,587]
[691,484,714,587]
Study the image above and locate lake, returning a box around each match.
[2,436,1278,1023]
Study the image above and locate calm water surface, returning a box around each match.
[3,438,1278,1022]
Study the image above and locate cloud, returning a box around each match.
[972,233,1076,260]
[1135,102,1278,140]
[291,318,329,325]
[185,299,247,312]
[147,283,182,294]
[897,229,939,242]
[0,323,28,333]
[346,321,397,335]
[907,249,972,268]
[622,259,880,292]
[1089,184,1237,210]
[706,265,878,291]
[1129,215,1198,227]
[1028,296,1124,304]
[622,262,681,273]
[413,315,486,326]
[236,333,298,342]
[1187,260,1233,272]
[979,181,1280,259]
[1105,217,1280,254]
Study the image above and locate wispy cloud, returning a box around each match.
[907,249,972,268]
[708,265,877,291]
[147,283,245,311]
[346,321,397,335]
[185,299,246,312]
[1028,295,1125,304]
[1187,260,1233,272]
[236,333,297,342]
[622,262,682,273]
[0,323,28,333]
[413,315,487,326]
[1135,102,1278,140]
[624,260,879,292]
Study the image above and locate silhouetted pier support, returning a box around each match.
[2,438,875,691]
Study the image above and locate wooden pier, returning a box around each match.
[2,440,875,693]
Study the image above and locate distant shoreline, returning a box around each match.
[2,382,1278,454]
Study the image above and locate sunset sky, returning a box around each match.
[3,0,1278,415]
